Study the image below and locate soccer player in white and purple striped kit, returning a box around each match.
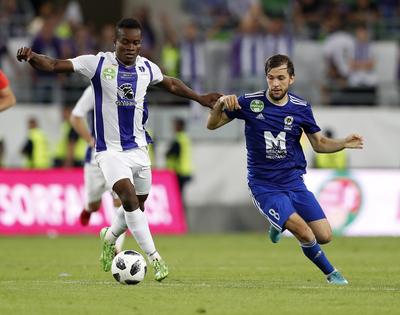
[17,18,221,281]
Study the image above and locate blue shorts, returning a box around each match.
[249,184,326,231]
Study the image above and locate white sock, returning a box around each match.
[124,209,159,260]
[115,232,126,253]
[113,205,126,252]
[105,206,127,244]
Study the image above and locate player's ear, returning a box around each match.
[289,74,295,86]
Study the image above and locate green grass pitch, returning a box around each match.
[1,234,399,315]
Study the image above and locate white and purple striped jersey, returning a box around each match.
[69,52,163,152]
[71,86,96,165]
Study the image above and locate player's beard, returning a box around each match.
[268,87,288,101]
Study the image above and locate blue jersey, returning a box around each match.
[225,90,320,189]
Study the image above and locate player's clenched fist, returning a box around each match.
[218,94,241,111]
[16,47,33,62]
[199,92,223,109]
[344,134,364,149]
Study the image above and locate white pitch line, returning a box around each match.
[1,280,399,292]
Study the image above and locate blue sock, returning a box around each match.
[301,239,335,275]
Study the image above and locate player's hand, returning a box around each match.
[344,134,364,149]
[198,92,223,109]
[89,137,95,148]
[16,47,33,62]
[218,95,241,111]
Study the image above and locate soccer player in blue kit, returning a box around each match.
[17,18,221,282]
[207,54,364,285]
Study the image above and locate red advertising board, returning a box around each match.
[0,169,187,235]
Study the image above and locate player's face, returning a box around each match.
[266,65,294,101]
[115,28,142,66]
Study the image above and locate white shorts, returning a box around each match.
[94,147,152,195]
[84,163,118,205]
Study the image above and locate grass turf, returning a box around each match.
[0,234,399,315]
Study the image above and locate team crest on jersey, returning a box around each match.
[102,67,116,80]
[250,100,264,113]
[284,116,294,130]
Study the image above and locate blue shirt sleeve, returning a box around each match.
[302,104,321,134]
[224,95,246,120]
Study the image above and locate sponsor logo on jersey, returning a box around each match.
[102,67,116,80]
[116,83,136,106]
[250,100,264,112]
[284,116,294,130]
[118,83,134,99]
[120,71,136,78]
[264,131,287,159]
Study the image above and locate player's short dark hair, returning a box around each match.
[265,54,295,76]
[115,18,142,38]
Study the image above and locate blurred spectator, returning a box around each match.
[349,25,377,89]
[180,21,207,118]
[348,0,379,28]
[231,15,265,92]
[264,13,293,58]
[260,0,291,17]
[0,0,34,37]
[322,14,354,105]
[227,0,266,24]
[182,0,233,39]
[28,1,55,36]
[63,0,83,28]
[313,129,348,170]
[293,0,326,39]
[377,0,400,38]
[98,23,115,52]
[133,5,156,60]
[160,13,180,77]
[53,105,86,168]
[180,21,206,87]
[67,25,97,56]
[0,69,16,112]
[166,118,193,204]
[345,24,378,105]
[30,16,63,103]
[0,31,21,72]
[21,117,50,169]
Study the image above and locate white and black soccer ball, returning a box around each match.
[111,250,147,285]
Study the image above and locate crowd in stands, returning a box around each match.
[0,0,399,106]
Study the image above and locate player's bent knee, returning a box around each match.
[316,232,332,244]
[119,194,140,211]
[113,198,122,208]
[288,224,315,243]
[297,228,315,243]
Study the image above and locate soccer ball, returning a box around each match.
[111,250,147,285]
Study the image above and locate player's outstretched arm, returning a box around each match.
[156,76,221,108]
[307,131,364,153]
[207,96,235,130]
[70,114,95,147]
[16,47,73,73]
